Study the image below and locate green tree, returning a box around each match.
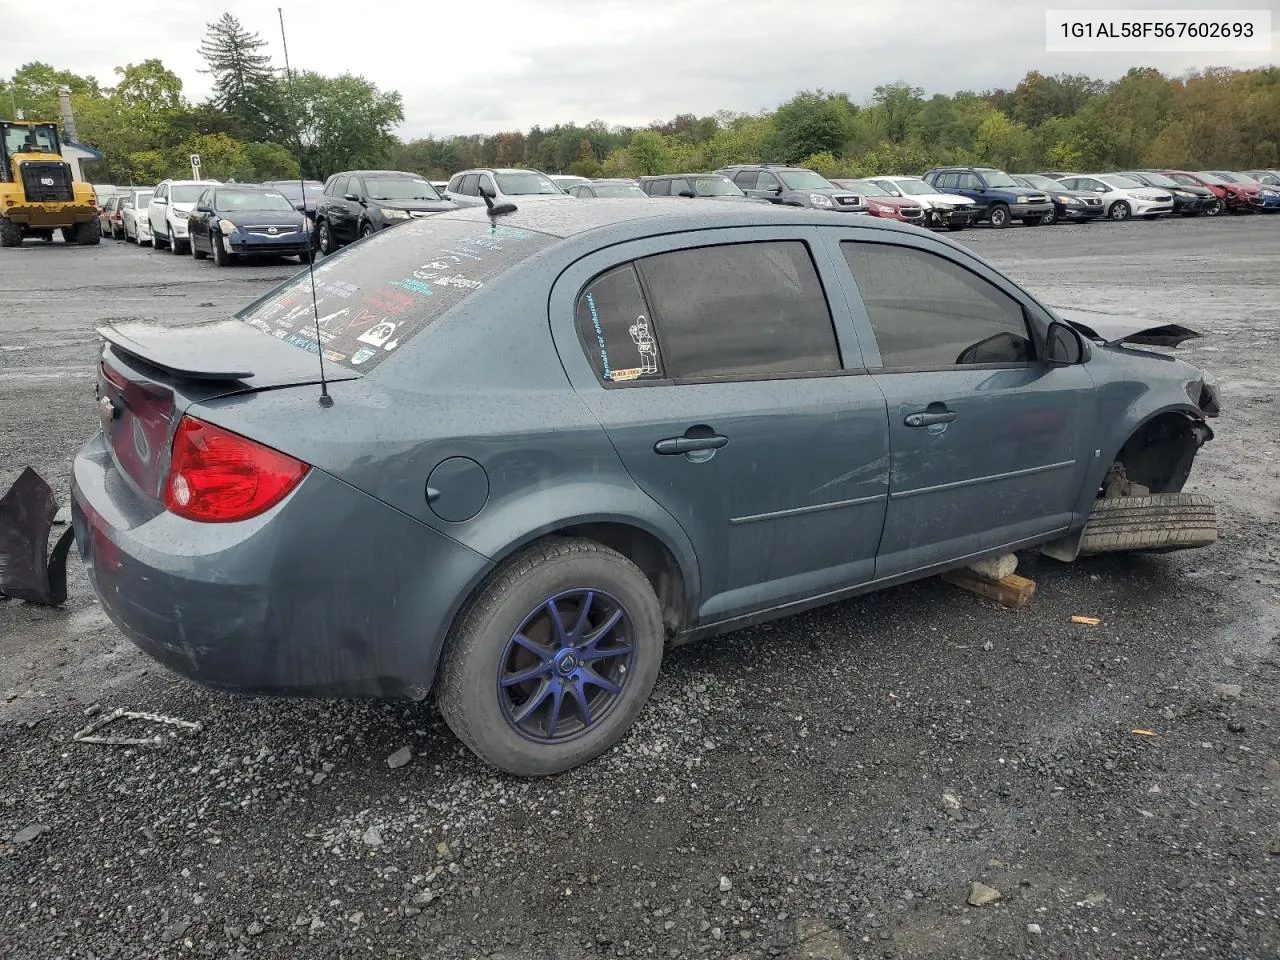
[568,138,602,177]
[770,90,854,163]
[287,72,404,178]
[628,130,670,175]
[1,62,102,122]
[198,13,281,141]
[873,83,924,144]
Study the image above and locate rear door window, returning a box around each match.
[330,176,349,199]
[239,218,552,373]
[638,241,840,379]
[648,179,670,196]
[575,265,665,384]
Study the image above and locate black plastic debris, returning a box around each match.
[0,467,75,605]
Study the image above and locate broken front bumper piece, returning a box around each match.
[0,467,75,605]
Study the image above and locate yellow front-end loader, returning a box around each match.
[0,120,99,246]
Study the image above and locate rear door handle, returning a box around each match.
[654,435,729,455]
[904,411,958,428]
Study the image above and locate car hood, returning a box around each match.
[371,198,459,212]
[1055,308,1201,347]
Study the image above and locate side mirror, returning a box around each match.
[344,193,361,203]
[196,203,213,213]
[677,190,695,198]
[152,197,167,206]
[771,185,783,195]
[1045,321,1085,366]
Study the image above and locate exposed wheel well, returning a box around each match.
[1107,412,1203,496]
[546,523,689,641]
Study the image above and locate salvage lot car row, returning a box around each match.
[86,162,1280,267]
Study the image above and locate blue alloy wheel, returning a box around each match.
[498,588,635,742]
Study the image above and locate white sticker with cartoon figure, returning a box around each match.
[628,314,659,375]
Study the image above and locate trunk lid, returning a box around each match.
[95,319,360,500]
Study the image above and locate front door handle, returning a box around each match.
[654,434,729,455]
[904,410,958,428]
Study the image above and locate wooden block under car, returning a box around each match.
[941,569,1037,609]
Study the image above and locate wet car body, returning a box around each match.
[188,185,314,262]
[1159,171,1249,213]
[71,201,1220,775]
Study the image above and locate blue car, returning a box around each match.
[188,185,314,265]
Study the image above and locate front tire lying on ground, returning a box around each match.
[436,537,665,777]
[1078,493,1217,555]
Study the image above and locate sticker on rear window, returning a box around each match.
[239,219,551,372]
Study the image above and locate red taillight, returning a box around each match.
[163,416,309,522]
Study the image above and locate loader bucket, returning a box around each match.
[0,467,75,605]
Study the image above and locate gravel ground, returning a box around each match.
[1,219,1278,960]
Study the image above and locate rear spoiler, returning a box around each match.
[96,319,361,386]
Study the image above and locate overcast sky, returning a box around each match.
[4,0,1276,138]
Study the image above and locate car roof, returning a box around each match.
[423,197,928,241]
[337,170,428,177]
[640,172,730,179]
[455,168,546,175]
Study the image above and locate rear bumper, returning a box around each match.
[71,431,492,698]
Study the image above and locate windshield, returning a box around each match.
[594,183,647,198]
[1228,172,1259,184]
[215,190,296,213]
[271,181,325,201]
[170,185,209,203]
[892,179,935,196]
[365,177,441,201]
[980,170,1019,188]
[1015,174,1060,191]
[1101,175,1143,189]
[777,170,834,190]
[239,219,552,373]
[846,180,888,197]
[1130,172,1176,187]
[3,123,57,156]
[694,176,743,197]
[495,171,564,195]
[1195,172,1227,185]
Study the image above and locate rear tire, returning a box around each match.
[75,220,101,245]
[0,219,23,247]
[987,204,1010,229]
[436,537,664,777]
[1078,494,1217,556]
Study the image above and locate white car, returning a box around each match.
[149,178,221,254]
[863,175,980,230]
[120,187,156,245]
[1052,174,1174,221]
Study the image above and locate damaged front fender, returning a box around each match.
[0,467,75,605]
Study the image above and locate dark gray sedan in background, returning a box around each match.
[72,201,1219,777]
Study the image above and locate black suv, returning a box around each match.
[315,170,457,255]
[715,164,865,212]
[921,166,1054,227]
[638,173,763,202]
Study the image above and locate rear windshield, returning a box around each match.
[238,218,552,372]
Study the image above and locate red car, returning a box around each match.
[832,179,925,224]
[1158,171,1250,214]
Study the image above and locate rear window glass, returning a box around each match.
[238,218,551,372]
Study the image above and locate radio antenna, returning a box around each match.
[278,6,332,408]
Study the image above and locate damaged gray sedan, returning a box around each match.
[4,201,1221,776]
